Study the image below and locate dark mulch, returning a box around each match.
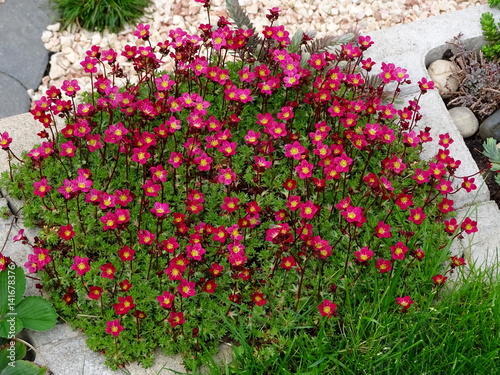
[463,133,500,207]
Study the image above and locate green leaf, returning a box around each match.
[15,297,57,332]
[0,341,26,371]
[0,360,46,375]
[0,319,23,341]
[0,267,26,316]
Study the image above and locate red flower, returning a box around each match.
[280,256,297,270]
[318,299,337,317]
[119,279,133,292]
[432,274,448,285]
[461,217,478,234]
[88,286,103,300]
[375,258,392,273]
[408,207,426,225]
[58,224,75,241]
[252,292,267,306]
[157,291,175,309]
[202,279,217,293]
[396,296,414,311]
[168,312,185,328]
[100,262,117,279]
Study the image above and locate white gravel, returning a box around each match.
[32,0,487,103]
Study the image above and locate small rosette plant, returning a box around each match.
[0,0,477,369]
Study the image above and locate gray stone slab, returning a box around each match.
[0,71,31,118]
[0,0,57,91]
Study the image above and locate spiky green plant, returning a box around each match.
[49,0,152,33]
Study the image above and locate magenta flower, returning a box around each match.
[217,168,237,185]
[221,196,239,213]
[33,178,52,198]
[186,243,206,261]
[354,247,374,263]
[100,212,118,231]
[295,160,314,179]
[178,279,196,298]
[150,202,171,218]
[138,229,156,245]
[71,256,90,276]
[105,319,124,337]
[408,207,426,225]
[390,241,409,260]
[318,299,337,318]
[374,221,391,238]
[133,23,150,39]
[299,201,319,219]
[168,312,185,328]
[0,131,12,149]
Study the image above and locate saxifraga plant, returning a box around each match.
[0,0,478,370]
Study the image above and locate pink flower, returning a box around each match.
[178,279,196,298]
[186,243,206,261]
[100,212,118,231]
[0,131,13,149]
[354,247,374,262]
[157,291,175,309]
[341,206,365,224]
[150,202,171,218]
[295,160,314,179]
[374,221,391,238]
[284,141,306,160]
[33,178,52,198]
[221,196,239,213]
[390,241,408,260]
[133,23,150,39]
[334,153,353,173]
[138,229,156,245]
[105,319,124,337]
[142,179,161,197]
[168,152,183,168]
[396,296,414,311]
[217,168,237,185]
[71,256,90,276]
[299,201,319,219]
[408,207,426,225]
[418,77,435,93]
[318,299,337,317]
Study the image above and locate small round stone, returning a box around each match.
[448,106,478,138]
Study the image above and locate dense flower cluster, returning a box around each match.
[0,3,474,367]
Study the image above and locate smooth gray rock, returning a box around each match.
[427,59,459,98]
[479,108,500,141]
[0,0,57,118]
[448,106,478,138]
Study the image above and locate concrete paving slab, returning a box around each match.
[0,0,57,117]
[0,72,31,118]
